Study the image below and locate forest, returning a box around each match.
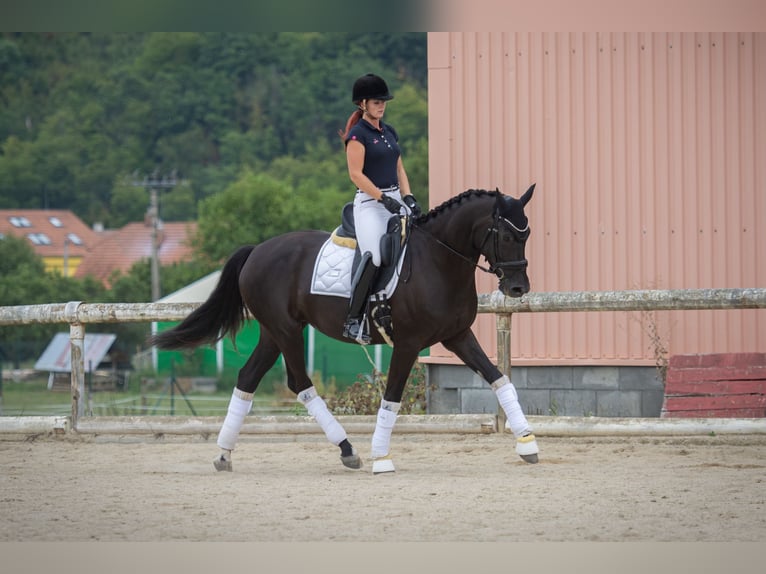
[0,32,428,364]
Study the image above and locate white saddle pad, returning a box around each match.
[310,238,405,299]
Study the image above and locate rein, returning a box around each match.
[412,223,495,274]
[412,210,528,279]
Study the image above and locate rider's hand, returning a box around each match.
[402,194,422,218]
[379,193,402,215]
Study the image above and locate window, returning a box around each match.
[9,216,31,228]
[49,216,63,227]
[66,233,83,245]
[27,233,52,245]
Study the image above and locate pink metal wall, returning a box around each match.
[427,32,766,366]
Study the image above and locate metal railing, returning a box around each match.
[1,288,765,429]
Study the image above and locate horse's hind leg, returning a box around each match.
[276,326,362,470]
[214,331,281,472]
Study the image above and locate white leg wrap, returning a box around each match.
[217,388,253,451]
[492,375,531,438]
[298,386,347,446]
[371,400,400,459]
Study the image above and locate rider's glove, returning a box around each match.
[379,193,402,215]
[402,194,422,218]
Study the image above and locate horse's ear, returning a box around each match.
[520,183,535,206]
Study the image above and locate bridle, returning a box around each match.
[411,209,529,279]
[477,210,530,279]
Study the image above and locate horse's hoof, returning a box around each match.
[515,433,539,464]
[341,453,363,469]
[213,454,232,472]
[372,454,396,474]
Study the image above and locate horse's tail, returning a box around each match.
[148,245,255,350]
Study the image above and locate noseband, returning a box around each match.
[478,212,529,279]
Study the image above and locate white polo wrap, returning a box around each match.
[217,388,254,451]
[371,399,401,459]
[298,386,347,446]
[491,375,531,438]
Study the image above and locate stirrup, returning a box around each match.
[343,317,371,345]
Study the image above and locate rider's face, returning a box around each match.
[363,99,387,119]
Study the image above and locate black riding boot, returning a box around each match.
[343,253,378,345]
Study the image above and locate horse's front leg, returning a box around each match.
[369,346,420,474]
[442,329,539,464]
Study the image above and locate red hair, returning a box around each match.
[338,108,363,142]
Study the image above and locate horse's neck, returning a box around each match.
[426,202,489,260]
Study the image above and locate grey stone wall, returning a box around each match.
[426,364,665,417]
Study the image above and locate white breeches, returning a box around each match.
[353,191,404,267]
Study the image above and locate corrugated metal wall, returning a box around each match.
[427,32,765,365]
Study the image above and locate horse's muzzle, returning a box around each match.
[499,275,530,298]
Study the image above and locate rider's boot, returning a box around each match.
[343,252,378,345]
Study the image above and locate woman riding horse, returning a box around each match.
[149,185,539,474]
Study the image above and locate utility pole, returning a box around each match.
[132,170,178,301]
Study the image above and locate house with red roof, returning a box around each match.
[0,209,196,287]
[0,209,102,277]
[74,219,197,287]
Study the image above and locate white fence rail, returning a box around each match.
[1,288,765,431]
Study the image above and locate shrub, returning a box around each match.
[327,363,429,415]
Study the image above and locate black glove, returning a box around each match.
[402,194,422,218]
[379,193,402,214]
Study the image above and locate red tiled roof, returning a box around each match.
[0,208,197,286]
[74,221,197,285]
[0,209,101,257]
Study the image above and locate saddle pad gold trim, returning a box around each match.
[331,229,356,250]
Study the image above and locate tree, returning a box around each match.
[0,234,107,365]
[193,170,295,263]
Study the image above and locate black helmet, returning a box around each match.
[352,73,393,103]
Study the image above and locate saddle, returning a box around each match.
[331,202,409,345]
[331,202,408,294]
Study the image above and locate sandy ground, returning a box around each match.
[0,432,764,542]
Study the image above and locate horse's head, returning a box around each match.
[481,183,535,298]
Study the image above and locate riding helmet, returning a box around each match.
[352,73,394,103]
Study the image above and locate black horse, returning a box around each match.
[149,184,539,473]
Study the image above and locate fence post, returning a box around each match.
[496,312,512,432]
[70,323,85,426]
[64,301,84,428]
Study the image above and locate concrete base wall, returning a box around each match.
[426,364,665,418]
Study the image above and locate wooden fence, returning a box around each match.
[1,288,765,430]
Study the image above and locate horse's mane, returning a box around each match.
[418,188,498,223]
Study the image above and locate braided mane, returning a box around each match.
[418,188,499,223]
